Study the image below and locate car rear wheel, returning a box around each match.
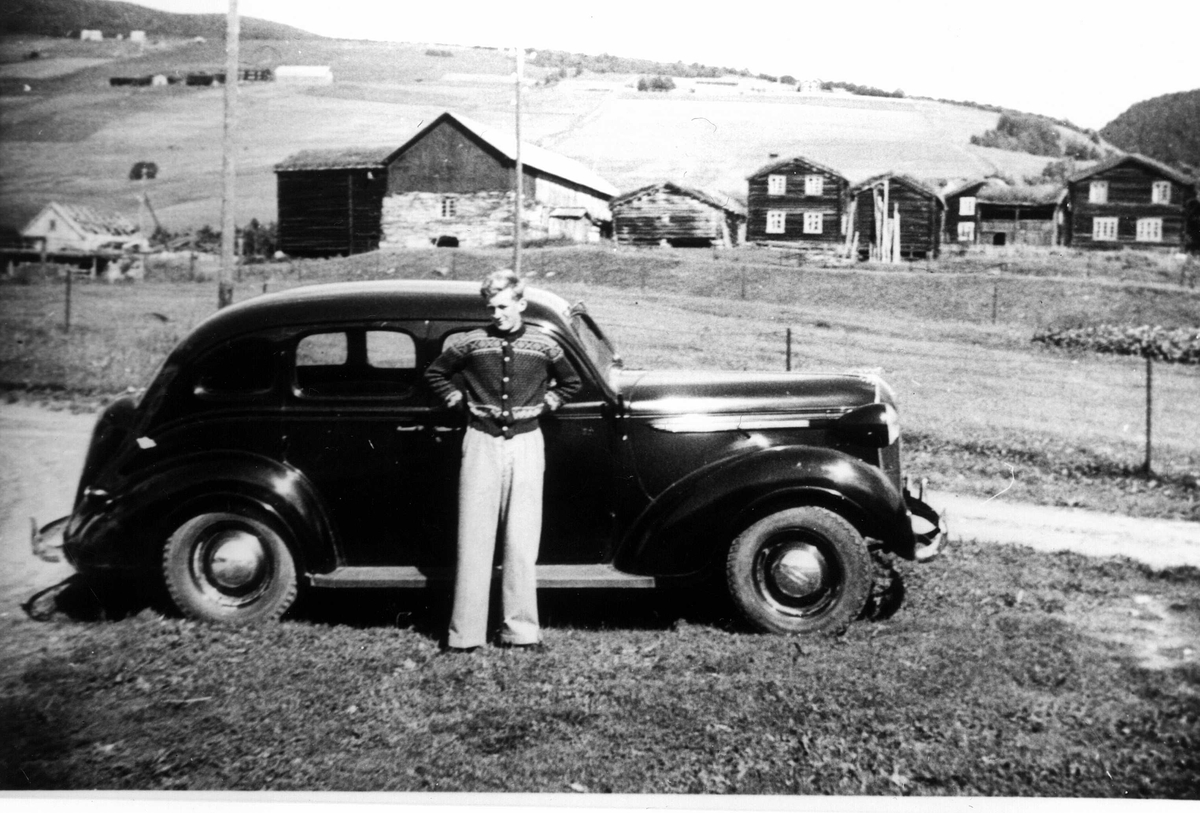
[163,510,298,624]
[726,506,871,635]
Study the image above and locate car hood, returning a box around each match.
[618,370,891,417]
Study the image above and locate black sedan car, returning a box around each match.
[45,280,943,634]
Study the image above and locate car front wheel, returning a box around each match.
[726,506,871,635]
[163,510,298,624]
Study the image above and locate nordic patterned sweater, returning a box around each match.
[424,324,582,439]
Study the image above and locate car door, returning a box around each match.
[280,322,456,567]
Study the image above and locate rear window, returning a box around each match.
[193,337,276,397]
[294,329,418,398]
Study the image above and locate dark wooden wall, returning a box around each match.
[852,179,942,259]
[387,119,533,197]
[746,159,846,244]
[613,188,735,246]
[1068,164,1191,250]
[277,168,388,257]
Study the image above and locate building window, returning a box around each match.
[1088,181,1108,204]
[1151,181,1171,204]
[660,214,671,225]
[441,197,457,218]
[49,219,57,231]
[767,175,786,196]
[957,222,975,242]
[802,212,823,234]
[1092,216,1118,241]
[804,175,823,196]
[1136,217,1162,242]
[959,197,976,217]
[766,210,785,233]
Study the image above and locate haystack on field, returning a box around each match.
[1,36,1074,232]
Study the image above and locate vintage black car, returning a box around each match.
[45,280,943,634]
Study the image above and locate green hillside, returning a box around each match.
[1100,89,1200,172]
[0,0,318,40]
[0,35,1062,232]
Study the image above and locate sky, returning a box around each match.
[131,0,1198,129]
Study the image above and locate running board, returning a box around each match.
[309,564,656,589]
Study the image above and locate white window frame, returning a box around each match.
[959,196,976,216]
[804,175,823,197]
[766,210,786,234]
[1092,216,1118,241]
[802,212,823,234]
[1151,181,1171,204]
[957,222,976,242]
[1088,181,1108,204]
[767,174,786,196]
[1136,217,1162,242]
[440,196,457,218]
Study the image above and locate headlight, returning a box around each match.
[834,402,899,447]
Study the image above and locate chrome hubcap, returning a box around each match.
[770,544,828,600]
[206,529,266,591]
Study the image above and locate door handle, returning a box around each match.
[396,424,421,432]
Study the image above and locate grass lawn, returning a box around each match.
[4,541,1198,794]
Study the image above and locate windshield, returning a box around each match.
[568,305,621,390]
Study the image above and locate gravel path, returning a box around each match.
[1,404,1197,620]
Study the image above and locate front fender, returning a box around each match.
[615,445,911,578]
[64,451,338,576]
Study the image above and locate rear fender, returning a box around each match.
[615,445,911,577]
[68,451,337,576]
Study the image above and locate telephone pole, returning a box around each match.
[512,44,523,275]
[218,0,239,308]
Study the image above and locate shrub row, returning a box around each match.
[1033,324,1200,364]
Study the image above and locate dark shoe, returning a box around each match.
[439,644,479,656]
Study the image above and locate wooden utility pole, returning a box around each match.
[218,0,239,309]
[513,44,523,275]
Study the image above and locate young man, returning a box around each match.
[424,270,581,652]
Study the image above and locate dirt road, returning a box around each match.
[1,403,1198,619]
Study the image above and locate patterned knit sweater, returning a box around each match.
[424,324,582,438]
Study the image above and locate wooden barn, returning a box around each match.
[1064,153,1197,251]
[745,156,849,248]
[275,112,617,256]
[611,182,746,247]
[943,179,1064,247]
[849,174,944,261]
[378,111,616,250]
[274,148,391,257]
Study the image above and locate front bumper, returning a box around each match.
[904,485,946,562]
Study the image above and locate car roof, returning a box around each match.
[180,280,574,352]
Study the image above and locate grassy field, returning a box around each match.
[4,540,1198,794]
[3,245,1199,522]
[0,34,1066,232]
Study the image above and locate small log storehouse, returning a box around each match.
[849,173,944,261]
[943,179,1065,248]
[611,182,746,247]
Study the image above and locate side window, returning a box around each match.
[294,329,418,398]
[194,336,276,398]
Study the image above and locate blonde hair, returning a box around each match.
[480,269,525,300]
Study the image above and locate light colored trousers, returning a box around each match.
[448,426,545,649]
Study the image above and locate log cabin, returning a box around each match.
[745,156,849,249]
[943,179,1064,248]
[1064,153,1197,251]
[611,182,746,247]
[849,173,943,261]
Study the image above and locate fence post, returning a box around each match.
[740,264,747,300]
[1143,355,1153,475]
[64,262,72,333]
[786,328,792,371]
[992,280,999,324]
